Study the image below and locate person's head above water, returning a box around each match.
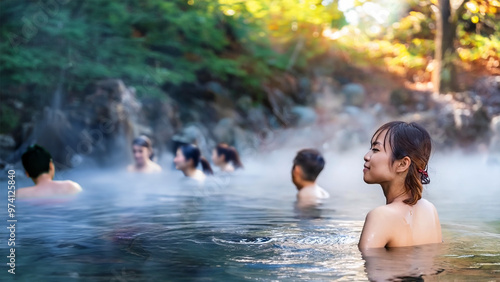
[174,144,213,176]
[132,135,154,166]
[292,149,325,189]
[22,144,54,179]
[364,121,431,205]
[19,144,82,199]
[212,143,243,172]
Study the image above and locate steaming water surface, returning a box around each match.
[2,149,499,281]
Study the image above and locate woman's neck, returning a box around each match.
[135,159,152,170]
[381,179,408,204]
[183,166,198,178]
[33,173,53,185]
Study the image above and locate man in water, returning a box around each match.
[292,149,330,207]
[17,144,82,199]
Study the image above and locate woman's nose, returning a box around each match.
[364,152,370,162]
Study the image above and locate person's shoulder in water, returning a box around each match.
[17,144,82,199]
[292,148,329,208]
[17,180,82,199]
[127,162,162,173]
[360,198,440,248]
[297,184,329,201]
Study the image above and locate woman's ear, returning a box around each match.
[396,156,411,173]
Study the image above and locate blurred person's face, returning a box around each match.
[132,145,149,166]
[174,148,190,170]
[212,149,224,166]
[291,165,301,188]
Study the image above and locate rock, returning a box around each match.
[0,134,15,149]
[206,81,230,98]
[341,83,366,107]
[246,106,268,131]
[142,98,179,139]
[344,105,361,116]
[206,81,234,112]
[236,96,253,112]
[297,77,312,103]
[473,76,500,116]
[410,91,492,148]
[390,89,413,113]
[171,124,213,157]
[488,115,500,165]
[492,115,500,134]
[263,86,293,127]
[313,77,343,123]
[290,106,317,127]
[213,118,236,143]
[172,125,204,145]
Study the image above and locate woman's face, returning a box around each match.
[132,145,149,166]
[174,148,189,170]
[363,130,397,184]
[211,149,224,166]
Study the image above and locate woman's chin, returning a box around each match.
[363,177,375,184]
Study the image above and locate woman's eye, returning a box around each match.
[371,148,379,152]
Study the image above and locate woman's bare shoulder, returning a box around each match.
[370,204,401,217]
[416,198,438,211]
[57,180,82,193]
[150,162,162,172]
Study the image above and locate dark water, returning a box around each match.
[1,150,499,281]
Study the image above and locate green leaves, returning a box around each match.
[0,0,263,101]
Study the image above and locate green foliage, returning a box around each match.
[0,0,279,103]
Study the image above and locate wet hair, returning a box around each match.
[179,144,213,175]
[132,135,154,160]
[215,143,243,169]
[21,144,52,179]
[372,121,432,206]
[293,149,325,181]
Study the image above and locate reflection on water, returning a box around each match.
[362,244,444,281]
[1,150,499,281]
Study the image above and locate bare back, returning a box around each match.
[359,199,442,249]
[17,180,82,199]
[297,185,330,207]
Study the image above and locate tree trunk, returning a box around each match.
[433,0,459,94]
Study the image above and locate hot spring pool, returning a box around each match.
[1,150,499,281]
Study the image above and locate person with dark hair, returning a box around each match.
[17,144,82,199]
[212,143,243,172]
[292,149,330,207]
[174,144,213,181]
[127,135,162,173]
[359,121,442,250]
